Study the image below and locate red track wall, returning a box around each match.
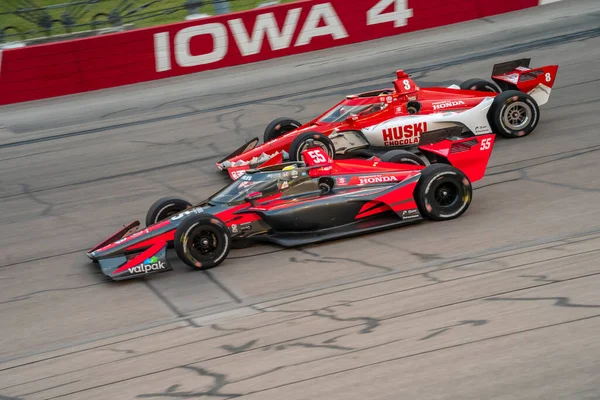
[0,0,540,106]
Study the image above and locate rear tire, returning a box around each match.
[459,78,500,93]
[146,197,192,227]
[380,149,426,166]
[174,214,231,270]
[288,131,335,162]
[264,117,302,142]
[414,164,472,221]
[488,90,540,138]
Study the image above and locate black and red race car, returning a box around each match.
[87,130,496,281]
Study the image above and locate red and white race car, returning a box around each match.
[217,58,558,180]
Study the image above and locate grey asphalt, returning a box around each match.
[1,0,600,398]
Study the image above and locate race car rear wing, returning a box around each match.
[417,128,496,183]
[491,58,532,76]
[491,58,559,105]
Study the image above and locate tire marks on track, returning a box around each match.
[2,230,598,397]
[37,265,600,399]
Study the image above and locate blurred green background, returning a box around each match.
[0,0,299,41]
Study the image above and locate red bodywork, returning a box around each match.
[218,60,557,179]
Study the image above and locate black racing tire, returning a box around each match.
[146,197,193,227]
[414,164,472,221]
[380,149,426,166]
[288,131,335,162]
[459,78,501,93]
[263,117,302,143]
[174,214,231,270]
[487,90,540,138]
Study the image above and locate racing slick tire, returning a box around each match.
[380,149,426,166]
[264,117,302,142]
[174,214,231,270]
[414,164,472,221]
[459,78,501,93]
[146,197,193,227]
[487,90,540,139]
[289,131,335,162]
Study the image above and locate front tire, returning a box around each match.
[380,149,426,166]
[414,164,472,221]
[174,214,231,270]
[146,197,192,227]
[488,90,540,138]
[264,117,302,142]
[288,131,335,162]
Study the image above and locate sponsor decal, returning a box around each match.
[432,100,465,110]
[230,224,239,233]
[247,206,267,211]
[394,106,403,114]
[115,228,148,244]
[231,170,247,179]
[240,174,252,181]
[502,73,519,83]
[170,208,204,220]
[402,209,420,220]
[128,256,166,274]
[474,125,488,134]
[382,122,427,146]
[385,95,393,103]
[359,175,398,184]
[240,222,253,232]
[337,177,347,185]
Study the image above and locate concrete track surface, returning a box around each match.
[1,0,600,398]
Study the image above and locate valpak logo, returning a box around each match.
[432,100,466,110]
[382,122,427,146]
[128,256,166,274]
[359,175,398,184]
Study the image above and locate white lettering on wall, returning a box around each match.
[174,23,228,67]
[229,9,301,56]
[295,3,348,47]
[154,32,171,72]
